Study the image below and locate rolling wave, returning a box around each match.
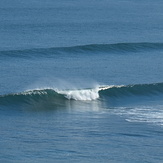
[1,42,163,58]
[99,82,163,97]
[0,82,163,106]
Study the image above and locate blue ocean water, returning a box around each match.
[1,0,163,162]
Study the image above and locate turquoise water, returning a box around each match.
[1,0,163,162]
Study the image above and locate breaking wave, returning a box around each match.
[0,82,163,106]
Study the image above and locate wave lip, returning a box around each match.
[0,89,65,105]
[99,82,163,97]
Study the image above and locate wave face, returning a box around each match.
[1,82,163,106]
[99,82,163,97]
[1,42,163,58]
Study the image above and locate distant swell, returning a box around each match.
[0,82,163,106]
[1,42,163,58]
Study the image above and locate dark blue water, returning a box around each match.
[1,0,163,162]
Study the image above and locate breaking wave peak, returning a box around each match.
[57,88,100,101]
[0,82,163,105]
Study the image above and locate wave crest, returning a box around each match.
[1,82,163,106]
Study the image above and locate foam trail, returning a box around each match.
[98,85,124,91]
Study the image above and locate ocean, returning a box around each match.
[0,0,163,162]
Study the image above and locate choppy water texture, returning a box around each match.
[1,0,163,162]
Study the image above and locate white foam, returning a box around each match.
[57,88,100,101]
[56,85,117,101]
